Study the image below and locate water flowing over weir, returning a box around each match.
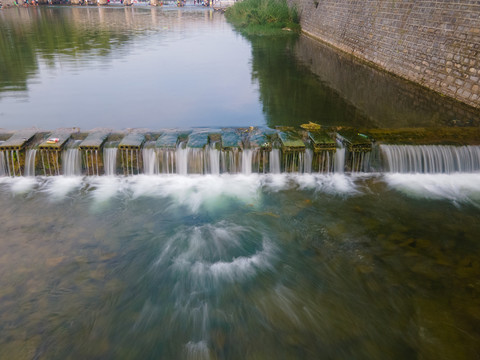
[1,127,480,177]
[24,149,37,177]
[63,141,82,177]
[380,145,480,173]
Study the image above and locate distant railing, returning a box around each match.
[212,0,237,8]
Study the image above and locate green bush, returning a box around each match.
[225,0,300,35]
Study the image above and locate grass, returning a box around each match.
[225,0,300,36]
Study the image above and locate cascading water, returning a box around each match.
[269,149,281,174]
[188,148,206,174]
[143,147,159,175]
[380,145,480,173]
[0,151,7,176]
[158,148,176,174]
[284,151,304,173]
[304,149,313,173]
[252,148,269,174]
[334,146,345,173]
[208,143,220,175]
[316,151,333,173]
[176,141,188,175]
[24,149,37,177]
[120,149,140,176]
[220,148,241,174]
[104,147,118,176]
[1,150,22,177]
[40,150,60,176]
[3,132,480,177]
[63,141,82,176]
[241,150,253,175]
[84,149,100,176]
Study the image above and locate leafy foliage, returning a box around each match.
[225,0,300,35]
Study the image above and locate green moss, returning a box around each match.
[225,0,300,36]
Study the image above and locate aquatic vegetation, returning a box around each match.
[225,0,300,35]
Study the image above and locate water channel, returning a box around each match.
[1,6,480,360]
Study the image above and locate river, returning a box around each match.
[0,5,480,360]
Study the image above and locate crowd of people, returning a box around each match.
[1,0,39,7]
[0,0,219,7]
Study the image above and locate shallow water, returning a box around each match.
[0,174,480,359]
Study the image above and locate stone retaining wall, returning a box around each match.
[290,0,480,109]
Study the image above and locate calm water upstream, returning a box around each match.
[1,6,480,360]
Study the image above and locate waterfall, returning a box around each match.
[208,144,220,175]
[0,151,7,176]
[284,151,304,173]
[119,149,138,176]
[143,147,158,175]
[63,145,82,176]
[158,148,176,174]
[95,150,99,176]
[304,149,313,173]
[176,142,188,175]
[380,145,480,173]
[188,148,206,174]
[221,148,241,174]
[2,150,20,177]
[252,149,268,173]
[242,150,253,175]
[335,147,345,173]
[25,149,37,177]
[39,150,60,176]
[317,151,333,173]
[16,150,21,176]
[104,147,118,176]
[269,149,281,174]
[84,149,100,176]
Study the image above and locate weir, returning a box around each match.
[37,131,73,176]
[307,128,336,173]
[2,126,480,177]
[0,130,37,176]
[79,132,109,176]
[119,133,145,176]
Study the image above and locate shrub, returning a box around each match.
[225,0,300,35]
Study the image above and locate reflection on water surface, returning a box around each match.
[1,7,478,130]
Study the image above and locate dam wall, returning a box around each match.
[290,0,480,109]
[2,127,480,176]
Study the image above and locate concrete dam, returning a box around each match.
[2,126,480,177]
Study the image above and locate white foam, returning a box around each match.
[385,173,480,206]
[88,176,126,203]
[41,176,83,200]
[0,177,38,194]
[2,173,361,205]
[180,237,274,284]
[156,221,275,284]
[294,173,359,195]
[127,174,261,212]
[209,242,274,281]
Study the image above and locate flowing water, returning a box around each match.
[1,173,480,359]
[1,6,480,360]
